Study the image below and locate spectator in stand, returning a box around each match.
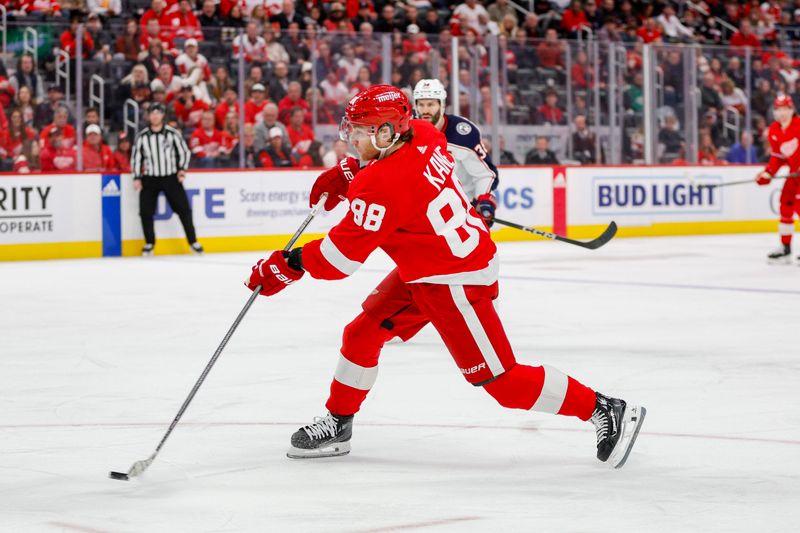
[244,83,270,125]
[282,22,311,64]
[313,41,338,82]
[120,65,153,112]
[657,114,685,162]
[60,15,95,60]
[264,27,291,65]
[537,28,564,70]
[199,0,224,40]
[141,38,175,80]
[174,85,211,132]
[244,64,265,98]
[176,39,213,103]
[140,0,172,40]
[225,3,247,28]
[170,0,204,42]
[751,78,774,119]
[83,124,116,172]
[10,53,44,103]
[337,44,365,85]
[779,55,799,87]
[571,48,592,90]
[698,132,721,165]
[572,114,600,164]
[700,71,723,116]
[258,126,298,167]
[215,88,240,129]
[352,1,377,30]
[268,61,290,103]
[115,18,141,62]
[730,19,761,53]
[324,3,355,33]
[402,25,432,61]
[656,4,694,43]
[40,105,76,150]
[320,69,350,107]
[535,90,566,125]
[351,66,373,96]
[453,0,490,35]
[285,107,314,154]
[86,13,114,63]
[272,0,306,30]
[190,111,232,168]
[726,56,746,90]
[40,129,77,172]
[88,0,121,17]
[153,63,184,103]
[233,22,269,64]
[17,0,61,17]
[0,110,36,168]
[636,17,663,44]
[322,138,356,168]
[278,81,310,124]
[488,0,515,25]
[254,103,288,151]
[375,3,402,33]
[0,71,15,111]
[14,86,36,129]
[720,78,747,114]
[419,8,443,35]
[561,0,590,37]
[726,131,758,164]
[231,124,258,168]
[210,66,234,102]
[495,135,519,165]
[525,136,559,165]
[223,110,240,144]
[35,85,66,130]
[114,132,132,173]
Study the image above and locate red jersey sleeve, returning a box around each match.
[302,171,412,280]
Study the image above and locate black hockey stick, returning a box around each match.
[109,193,328,481]
[493,217,618,250]
[695,172,800,189]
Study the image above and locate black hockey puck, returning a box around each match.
[109,471,129,481]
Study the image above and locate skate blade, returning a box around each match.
[767,256,792,265]
[286,441,351,459]
[609,405,646,469]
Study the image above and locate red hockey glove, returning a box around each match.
[472,193,497,228]
[310,156,360,210]
[246,250,304,296]
[756,172,772,186]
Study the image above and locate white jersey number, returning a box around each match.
[351,198,386,232]
[426,188,480,258]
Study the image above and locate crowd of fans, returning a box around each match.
[2,0,800,171]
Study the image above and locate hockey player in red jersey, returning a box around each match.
[246,85,646,468]
[757,95,800,263]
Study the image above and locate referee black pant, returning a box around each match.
[139,175,198,246]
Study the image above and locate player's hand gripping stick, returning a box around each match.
[108,193,328,481]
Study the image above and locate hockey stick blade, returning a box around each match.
[108,194,328,481]
[494,218,617,250]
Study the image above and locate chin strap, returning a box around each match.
[370,133,401,159]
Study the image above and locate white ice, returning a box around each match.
[2,234,799,533]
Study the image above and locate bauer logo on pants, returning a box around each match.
[592,176,722,216]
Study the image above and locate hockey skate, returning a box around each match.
[767,245,792,264]
[591,393,646,469]
[142,244,154,257]
[287,412,353,459]
[190,242,204,255]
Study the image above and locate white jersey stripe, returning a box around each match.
[319,235,362,275]
[779,222,795,235]
[448,285,505,376]
[531,365,569,414]
[333,353,378,391]
[411,254,498,286]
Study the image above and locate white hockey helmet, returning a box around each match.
[413,79,447,107]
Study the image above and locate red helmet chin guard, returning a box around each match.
[339,85,412,142]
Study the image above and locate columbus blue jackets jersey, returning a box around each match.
[442,114,499,199]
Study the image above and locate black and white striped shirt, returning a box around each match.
[131,125,192,178]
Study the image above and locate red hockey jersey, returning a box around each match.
[302,120,497,284]
[765,116,800,175]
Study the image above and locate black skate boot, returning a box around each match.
[287,412,353,459]
[591,393,646,469]
[767,244,791,264]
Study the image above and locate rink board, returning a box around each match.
[0,166,793,261]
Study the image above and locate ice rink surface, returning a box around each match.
[2,233,799,533]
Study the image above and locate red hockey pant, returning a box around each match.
[778,179,800,246]
[325,269,596,421]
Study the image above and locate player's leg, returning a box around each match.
[770,180,797,263]
[161,175,201,250]
[409,282,646,468]
[139,177,159,255]
[288,270,430,458]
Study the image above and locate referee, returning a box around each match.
[132,102,204,256]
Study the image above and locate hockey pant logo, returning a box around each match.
[460,362,486,375]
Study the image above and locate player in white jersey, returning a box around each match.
[413,78,499,227]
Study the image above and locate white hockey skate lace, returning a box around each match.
[302,415,339,441]
[591,408,609,442]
